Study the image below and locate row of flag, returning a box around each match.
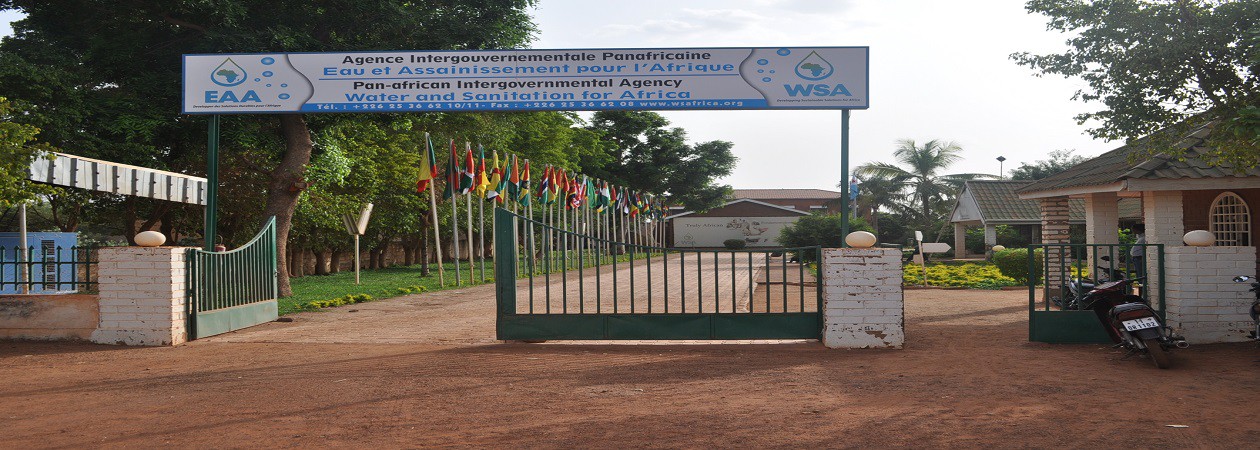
[415,136,670,219]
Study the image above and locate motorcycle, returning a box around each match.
[1057,255,1125,310]
[1078,276,1187,369]
[1232,275,1260,342]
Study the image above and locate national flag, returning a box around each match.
[629,192,641,217]
[616,187,628,213]
[594,181,611,212]
[486,151,502,201]
[416,133,439,193]
[537,166,553,204]
[475,145,491,198]
[495,155,510,204]
[507,155,520,199]
[584,177,596,208]
[849,176,860,203]
[459,144,475,195]
[441,139,460,200]
[518,160,531,206]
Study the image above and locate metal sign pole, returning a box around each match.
[840,110,850,247]
[18,202,28,294]
[205,114,220,251]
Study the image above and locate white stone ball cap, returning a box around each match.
[845,231,877,248]
[134,231,167,247]
[991,245,1007,252]
[1183,230,1215,247]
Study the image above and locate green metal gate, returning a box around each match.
[495,208,822,340]
[1028,243,1164,343]
[186,217,279,339]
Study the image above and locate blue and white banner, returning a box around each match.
[182,47,868,114]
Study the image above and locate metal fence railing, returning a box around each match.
[495,208,822,340]
[185,217,278,338]
[0,245,104,294]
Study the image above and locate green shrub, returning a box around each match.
[723,239,747,250]
[778,214,873,261]
[992,248,1043,284]
[902,262,1018,288]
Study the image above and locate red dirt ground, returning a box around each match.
[2,288,1258,448]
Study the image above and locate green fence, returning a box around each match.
[1028,243,1164,343]
[495,208,823,340]
[1,245,103,294]
[185,217,279,339]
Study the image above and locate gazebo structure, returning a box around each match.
[949,180,1141,257]
[1017,122,1258,343]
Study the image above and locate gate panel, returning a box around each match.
[1028,243,1164,344]
[494,208,822,341]
[186,217,279,339]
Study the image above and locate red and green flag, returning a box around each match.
[459,144,475,195]
[441,139,460,200]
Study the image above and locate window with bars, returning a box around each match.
[1209,192,1251,246]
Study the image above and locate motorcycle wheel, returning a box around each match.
[1142,337,1171,369]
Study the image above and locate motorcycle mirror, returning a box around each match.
[1234,276,1253,282]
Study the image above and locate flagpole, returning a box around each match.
[450,139,462,287]
[423,133,446,287]
[478,190,485,282]
[465,143,474,285]
[428,185,446,287]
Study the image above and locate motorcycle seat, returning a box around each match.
[1111,302,1150,314]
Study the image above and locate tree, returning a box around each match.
[778,214,873,261]
[584,111,736,211]
[847,172,904,237]
[1,1,540,296]
[855,139,991,238]
[0,97,50,208]
[1012,0,1260,167]
[1008,150,1087,180]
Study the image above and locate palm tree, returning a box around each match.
[844,172,904,237]
[856,139,991,237]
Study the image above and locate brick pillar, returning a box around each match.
[1039,197,1071,298]
[954,222,967,258]
[1084,192,1120,276]
[1142,191,1183,309]
[983,224,997,250]
[1163,246,1256,343]
[820,248,903,349]
[90,247,188,346]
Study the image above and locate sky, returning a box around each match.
[530,0,1114,189]
[1,2,1115,190]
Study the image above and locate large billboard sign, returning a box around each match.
[182,47,868,114]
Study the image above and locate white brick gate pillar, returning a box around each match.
[90,247,188,346]
[820,248,903,349]
[1163,246,1257,343]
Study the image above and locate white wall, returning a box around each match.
[673,216,801,247]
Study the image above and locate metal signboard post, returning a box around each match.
[182,47,869,250]
[342,203,374,285]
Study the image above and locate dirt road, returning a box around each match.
[2,289,1258,448]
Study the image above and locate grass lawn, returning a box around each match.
[282,251,654,315]
[282,262,492,315]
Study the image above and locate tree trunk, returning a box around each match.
[330,250,343,274]
[261,114,313,297]
[313,250,328,275]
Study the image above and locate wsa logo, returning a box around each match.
[210,58,247,87]
[205,57,261,103]
[784,51,851,98]
[793,51,834,81]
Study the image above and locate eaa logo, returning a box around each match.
[783,50,853,98]
[205,57,261,103]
